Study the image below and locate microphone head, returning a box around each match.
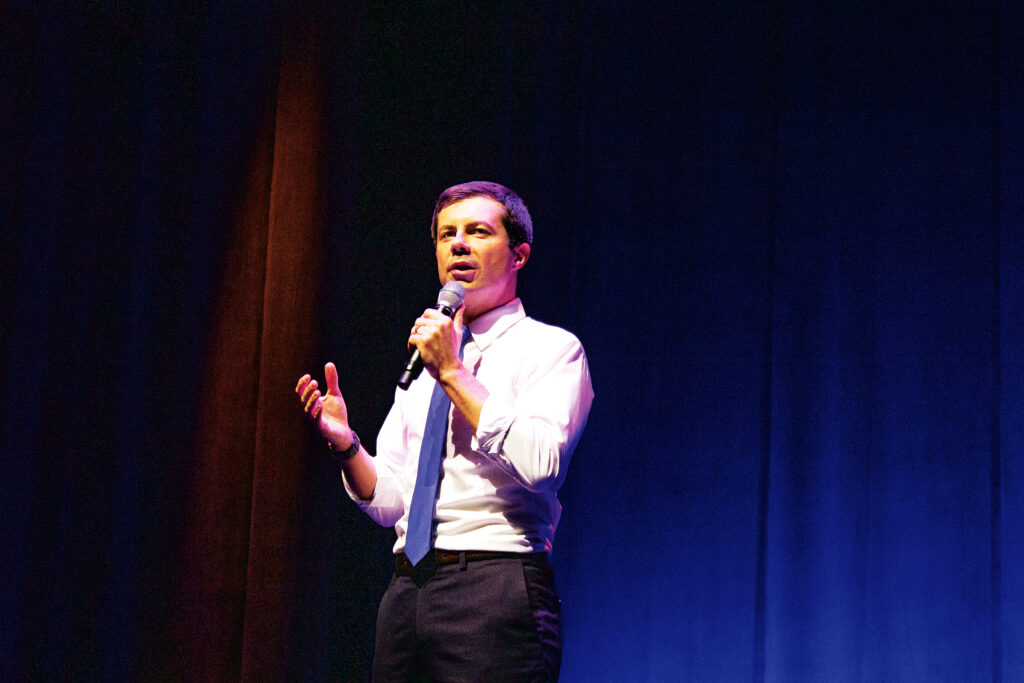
[436,281,465,314]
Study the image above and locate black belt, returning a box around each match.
[394,549,545,576]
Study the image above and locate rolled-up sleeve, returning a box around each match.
[473,331,593,492]
[343,398,408,527]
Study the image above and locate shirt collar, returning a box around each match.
[466,298,526,352]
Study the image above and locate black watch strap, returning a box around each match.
[329,430,360,462]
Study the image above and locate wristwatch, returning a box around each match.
[328,429,360,462]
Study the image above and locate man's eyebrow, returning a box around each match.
[439,220,494,231]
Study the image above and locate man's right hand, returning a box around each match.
[296,362,353,450]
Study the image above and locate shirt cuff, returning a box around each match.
[472,392,516,456]
[342,471,403,527]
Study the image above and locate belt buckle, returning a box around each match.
[405,550,438,586]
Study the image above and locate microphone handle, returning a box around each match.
[397,349,423,390]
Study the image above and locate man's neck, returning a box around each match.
[464,292,517,324]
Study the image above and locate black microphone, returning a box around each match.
[397,281,466,390]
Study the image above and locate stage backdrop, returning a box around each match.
[2,2,1021,681]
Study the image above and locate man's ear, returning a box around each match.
[512,243,530,270]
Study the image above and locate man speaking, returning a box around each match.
[296,181,593,681]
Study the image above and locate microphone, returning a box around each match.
[397,281,466,390]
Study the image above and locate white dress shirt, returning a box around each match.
[345,298,594,555]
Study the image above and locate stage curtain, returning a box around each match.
[1,2,1020,681]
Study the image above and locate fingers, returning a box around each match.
[305,389,321,416]
[325,362,341,396]
[410,310,444,351]
[408,321,421,352]
[299,378,318,404]
[414,308,455,334]
[420,308,447,322]
[297,374,323,421]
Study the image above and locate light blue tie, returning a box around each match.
[404,328,472,566]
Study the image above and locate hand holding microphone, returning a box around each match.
[398,281,466,390]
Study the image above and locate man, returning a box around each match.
[296,181,593,681]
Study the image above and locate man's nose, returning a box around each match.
[451,230,470,252]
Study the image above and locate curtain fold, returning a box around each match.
[170,13,327,680]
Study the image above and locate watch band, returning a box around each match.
[329,430,360,462]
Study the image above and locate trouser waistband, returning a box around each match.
[394,550,547,575]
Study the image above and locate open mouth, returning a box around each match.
[448,262,476,280]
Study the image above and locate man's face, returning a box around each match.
[435,195,529,319]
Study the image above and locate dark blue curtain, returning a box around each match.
[2,2,1020,680]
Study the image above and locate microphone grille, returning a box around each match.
[436,281,466,311]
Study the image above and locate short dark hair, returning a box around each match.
[430,181,533,249]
